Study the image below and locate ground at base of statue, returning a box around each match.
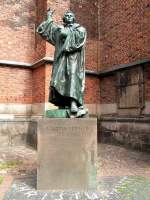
[0,144,149,200]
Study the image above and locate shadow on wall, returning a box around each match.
[99,119,150,152]
[0,120,37,148]
[27,121,37,149]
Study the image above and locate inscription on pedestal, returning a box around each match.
[37,118,97,191]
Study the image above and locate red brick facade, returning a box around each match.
[99,0,150,71]
[0,0,99,105]
[0,67,32,104]
[85,77,100,104]
[0,0,37,62]
[100,76,116,104]
[32,65,46,103]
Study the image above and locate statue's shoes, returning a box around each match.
[71,100,78,113]
[76,107,88,118]
[69,107,88,118]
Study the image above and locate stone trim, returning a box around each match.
[0,58,99,77]
[0,119,34,122]
[32,103,100,116]
[0,57,53,69]
[32,102,57,116]
[85,70,99,76]
[85,104,100,116]
[99,57,150,76]
[0,103,32,117]
[1,57,149,77]
[0,103,100,118]
[100,116,150,123]
[99,103,117,115]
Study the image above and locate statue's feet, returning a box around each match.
[71,100,78,113]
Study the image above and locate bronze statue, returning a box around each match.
[37,9,88,117]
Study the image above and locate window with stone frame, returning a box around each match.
[117,66,144,116]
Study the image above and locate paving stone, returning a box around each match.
[3,176,150,200]
[4,178,102,200]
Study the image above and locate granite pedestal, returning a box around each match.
[37,118,97,191]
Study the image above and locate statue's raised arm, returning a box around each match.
[36,8,58,46]
[47,8,55,19]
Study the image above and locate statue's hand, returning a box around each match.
[47,8,55,18]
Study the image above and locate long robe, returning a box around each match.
[37,18,87,108]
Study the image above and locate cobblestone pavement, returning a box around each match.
[97,144,150,178]
[0,144,149,200]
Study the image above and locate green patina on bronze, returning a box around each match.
[46,108,88,118]
[46,109,70,118]
[37,10,88,118]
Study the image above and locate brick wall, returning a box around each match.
[45,64,52,102]
[0,66,32,104]
[35,0,46,60]
[32,63,52,104]
[84,77,100,104]
[32,65,46,103]
[0,0,37,63]
[0,0,100,106]
[0,0,46,62]
[100,75,116,104]
[99,0,150,71]
[70,0,99,72]
[0,0,34,105]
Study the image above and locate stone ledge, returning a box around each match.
[0,119,35,122]
[100,118,150,152]
[0,58,99,77]
[100,116,150,123]
[0,57,53,69]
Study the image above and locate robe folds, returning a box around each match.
[37,18,87,107]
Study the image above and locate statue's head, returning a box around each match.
[63,11,76,24]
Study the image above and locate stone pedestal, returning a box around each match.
[37,118,97,191]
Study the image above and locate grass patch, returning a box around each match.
[0,160,23,170]
[116,177,150,199]
[0,176,3,184]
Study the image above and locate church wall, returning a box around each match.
[0,0,45,117]
[0,0,38,63]
[0,0,100,146]
[99,0,150,71]
[70,0,99,72]
[32,65,46,104]
[0,0,100,117]
[99,62,150,151]
[0,66,32,118]
[98,0,150,151]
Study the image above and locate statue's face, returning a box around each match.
[63,12,75,24]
